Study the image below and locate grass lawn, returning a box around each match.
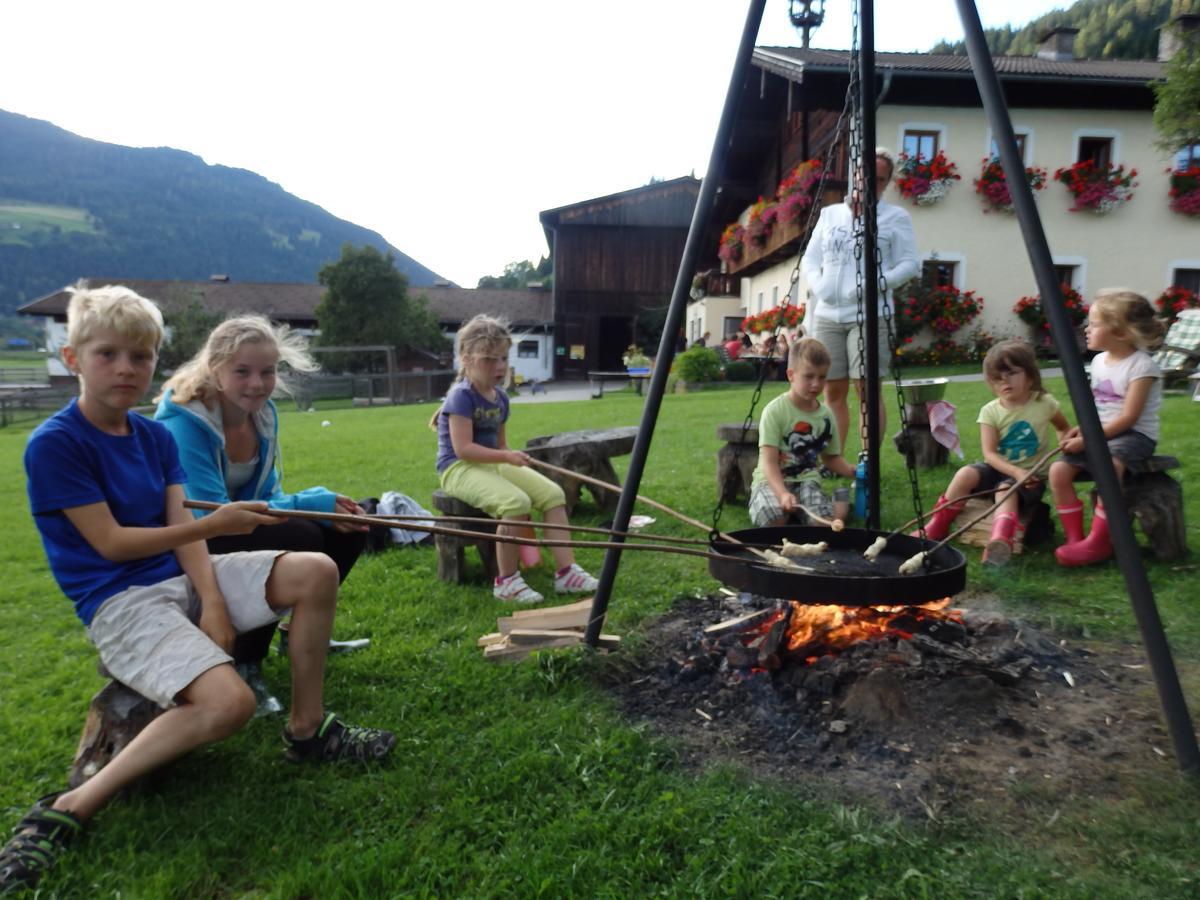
[2,379,1198,897]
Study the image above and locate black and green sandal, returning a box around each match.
[284,713,396,763]
[0,794,83,893]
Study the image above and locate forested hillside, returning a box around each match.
[930,0,1197,58]
[0,110,443,322]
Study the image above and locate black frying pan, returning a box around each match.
[709,525,967,606]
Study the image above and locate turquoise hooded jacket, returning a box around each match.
[154,388,336,518]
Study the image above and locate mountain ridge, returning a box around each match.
[0,109,445,318]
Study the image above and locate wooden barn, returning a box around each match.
[539,176,701,379]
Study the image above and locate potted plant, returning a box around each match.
[621,344,651,374]
[895,150,961,206]
[1053,160,1137,213]
[895,281,983,342]
[1155,285,1200,325]
[1013,286,1088,354]
[745,197,778,247]
[774,159,823,225]
[1167,166,1200,217]
[718,223,745,267]
[973,157,1048,213]
[741,303,804,336]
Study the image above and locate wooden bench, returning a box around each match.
[431,490,499,583]
[1078,455,1186,560]
[586,371,650,398]
[524,426,638,514]
[716,422,759,502]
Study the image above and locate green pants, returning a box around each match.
[440,461,566,519]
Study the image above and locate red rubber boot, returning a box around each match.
[1055,505,1112,567]
[1056,502,1085,545]
[983,512,1017,566]
[911,494,965,541]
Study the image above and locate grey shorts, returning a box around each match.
[812,318,891,381]
[87,551,283,708]
[966,462,1046,508]
[1062,430,1156,471]
[749,480,848,527]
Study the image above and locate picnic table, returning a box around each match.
[586,371,650,398]
[524,426,638,514]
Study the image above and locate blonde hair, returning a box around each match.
[1090,289,1165,352]
[788,336,831,370]
[66,281,164,352]
[983,339,1045,399]
[428,314,512,429]
[157,314,318,404]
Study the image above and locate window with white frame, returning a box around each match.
[1175,145,1200,170]
[903,130,940,160]
[989,133,1029,162]
[1077,136,1113,168]
[1055,264,1080,290]
[1172,267,1200,294]
[923,259,958,289]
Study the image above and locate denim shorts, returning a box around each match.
[1061,430,1156,471]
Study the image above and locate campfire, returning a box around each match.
[701,597,965,672]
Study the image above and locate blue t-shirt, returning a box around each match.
[26,400,187,625]
[435,380,509,473]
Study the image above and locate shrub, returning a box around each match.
[674,346,721,383]
[724,360,757,382]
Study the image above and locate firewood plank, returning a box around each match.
[703,607,775,637]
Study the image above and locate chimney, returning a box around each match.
[1036,27,1079,62]
[1159,14,1200,62]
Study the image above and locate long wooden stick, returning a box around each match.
[181,499,780,567]
[891,486,1006,538]
[908,446,1063,565]
[523,457,777,562]
[358,511,718,548]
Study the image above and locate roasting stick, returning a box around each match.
[862,486,1009,561]
[358,511,720,549]
[897,446,1063,575]
[181,499,783,568]
[523,458,775,559]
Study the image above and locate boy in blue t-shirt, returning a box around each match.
[0,283,395,893]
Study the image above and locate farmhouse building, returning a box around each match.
[19,278,556,383]
[689,21,1200,347]
[539,176,700,378]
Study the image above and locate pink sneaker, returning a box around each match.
[493,573,543,604]
[554,563,599,595]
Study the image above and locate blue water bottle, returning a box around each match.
[853,454,868,521]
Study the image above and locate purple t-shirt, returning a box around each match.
[435,380,510,473]
[26,400,187,625]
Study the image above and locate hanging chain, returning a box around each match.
[849,0,869,457]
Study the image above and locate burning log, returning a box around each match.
[703,608,777,638]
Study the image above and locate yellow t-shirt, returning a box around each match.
[976,393,1061,463]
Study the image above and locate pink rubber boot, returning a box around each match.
[1056,502,1085,545]
[911,494,965,541]
[1055,505,1112,567]
[982,512,1017,566]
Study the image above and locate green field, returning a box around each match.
[1,382,1197,896]
[0,200,99,244]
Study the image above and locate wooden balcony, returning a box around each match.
[723,185,847,279]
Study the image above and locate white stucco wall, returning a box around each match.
[741,103,1197,344]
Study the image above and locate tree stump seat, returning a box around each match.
[70,679,163,788]
[431,490,499,584]
[523,426,638,514]
[716,422,759,502]
[955,499,1054,555]
[892,403,949,469]
[1079,455,1186,561]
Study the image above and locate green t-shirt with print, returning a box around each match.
[751,392,841,488]
[976,393,1061,463]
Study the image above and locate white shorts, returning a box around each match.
[87,551,283,708]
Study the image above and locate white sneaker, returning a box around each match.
[493,573,543,604]
[554,563,599,595]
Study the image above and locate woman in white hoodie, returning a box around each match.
[801,149,920,457]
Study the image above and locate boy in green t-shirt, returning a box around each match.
[749,337,855,527]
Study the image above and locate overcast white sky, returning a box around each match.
[2,0,1068,286]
